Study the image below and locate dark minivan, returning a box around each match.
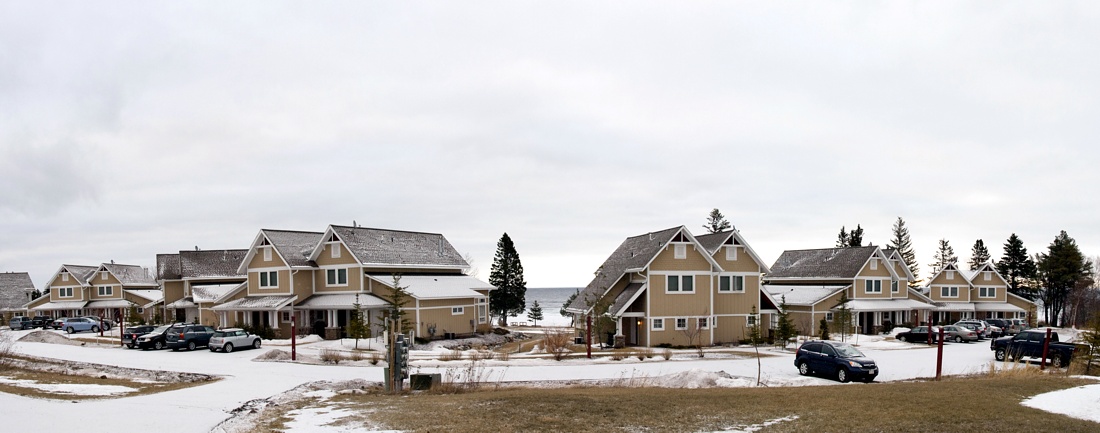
[795,340,878,383]
[165,325,216,351]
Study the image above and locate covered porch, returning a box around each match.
[29,300,88,318]
[845,299,935,334]
[210,295,297,337]
[295,293,388,340]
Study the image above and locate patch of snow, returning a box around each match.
[0,376,137,396]
[1021,382,1100,423]
[282,407,371,433]
[265,334,326,346]
[17,330,85,346]
[706,415,800,432]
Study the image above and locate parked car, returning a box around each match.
[955,320,989,339]
[165,325,216,351]
[895,326,942,343]
[986,319,1019,336]
[30,315,54,329]
[1011,319,1029,332]
[942,325,979,343]
[992,329,1078,368]
[122,325,157,349]
[62,317,101,334]
[8,316,32,330]
[80,316,114,330]
[136,325,176,350]
[208,328,263,353]
[794,340,878,383]
[50,317,70,330]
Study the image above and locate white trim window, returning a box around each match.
[719,275,745,293]
[478,304,487,323]
[281,311,292,323]
[747,315,757,326]
[62,273,69,282]
[451,307,464,315]
[946,270,954,280]
[60,287,74,298]
[326,268,348,286]
[941,286,959,298]
[137,307,144,314]
[259,271,278,288]
[263,247,272,262]
[674,244,687,259]
[652,318,664,331]
[100,271,108,280]
[984,271,991,281]
[825,312,834,321]
[864,279,883,294]
[97,286,113,296]
[726,245,738,261]
[697,317,709,330]
[891,280,900,293]
[675,317,688,330]
[666,275,695,293]
[331,243,341,258]
[870,259,878,270]
[978,287,996,298]
[711,316,718,329]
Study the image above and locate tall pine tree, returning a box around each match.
[489,233,527,326]
[968,239,991,270]
[996,233,1038,299]
[928,238,957,277]
[848,225,864,247]
[703,208,732,234]
[526,300,544,326]
[887,217,920,287]
[835,226,849,248]
[1036,231,1093,326]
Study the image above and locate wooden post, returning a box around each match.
[936,327,944,380]
[585,314,592,359]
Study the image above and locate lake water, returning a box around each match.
[519,287,582,327]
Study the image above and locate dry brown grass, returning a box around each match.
[541,329,573,361]
[659,348,672,360]
[438,350,462,362]
[0,364,215,400]
[270,375,1095,433]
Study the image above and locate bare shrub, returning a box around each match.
[436,359,506,393]
[439,350,462,362]
[495,351,511,361]
[369,352,382,365]
[347,350,366,362]
[0,334,14,370]
[660,348,672,360]
[468,350,492,362]
[610,349,626,361]
[542,329,573,361]
[319,349,345,364]
[637,347,654,360]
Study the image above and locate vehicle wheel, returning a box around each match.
[898,336,907,342]
[187,341,196,351]
[798,361,810,376]
[954,336,963,343]
[252,339,261,349]
[224,343,234,353]
[210,347,217,352]
[66,327,74,334]
[155,341,165,350]
[1050,355,1064,368]
[92,326,100,333]
[837,368,850,383]
[127,344,134,349]
[994,348,1007,361]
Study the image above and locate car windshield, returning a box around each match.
[151,325,172,333]
[831,343,864,357]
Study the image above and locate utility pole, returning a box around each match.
[291,314,297,361]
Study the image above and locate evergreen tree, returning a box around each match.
[489,233,527,326]
[996,233,1038,299]
[560,289,579,326]
[887,217,920,287]
[774,295,797,349]
[818,318,830,340]
[384,274,412,333]
[1036,231,1094,326]
[703,208,732,233]
[928,238,957,277]
[848,225,864,247]
[526,300,544,326]
[968,239,991,270]
[30,289,41,300]
[835,226,849,248]
[348,294,371,349]
[831,291,853,342]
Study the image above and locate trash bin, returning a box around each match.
[410,373,441,391]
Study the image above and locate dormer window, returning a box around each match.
[726,246,737,261]
[101,271,108,280]
[62,272,69,282]
[870,259,878,270]
[263,247,272,261]
[331,243,341,259]
[946,270,954,280]
[984,271,991,281]
[674,244,687,259]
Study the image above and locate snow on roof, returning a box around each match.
[767,246,879,279]
[973,302,1026,312]
[297,293,387,310]
[61,265,99,285]
[103,263,157,287]
[330,225,469,269]
[762,284,848,306]
[0,272,34,311]
[179,249,248,278]
[86,299,132,309]
[937,302,976,312]
[156,253,182,280]
[192,283,245,303]
[367,274,491,299]
[846,299,935,311]
[165,297,197,309]
[263,229,324,267]
[211,295,296,311]
[30,300,89,311]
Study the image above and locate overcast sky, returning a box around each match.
[2,2,1099,291]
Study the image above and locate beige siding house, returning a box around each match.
[564,226,770,347]
[925,262,1036,324]
[1,272,36,318]
[764,246,936,335]
[158,249,248,324]
[26,264,99,318]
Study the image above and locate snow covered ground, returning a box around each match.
[2,327,1095,431]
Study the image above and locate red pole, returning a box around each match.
[585,314,592,359]
[1041,328,1051,370]
[291,315,297,361]
[927,313,933,345]
[936,327,944,380]
[99,313,104,338]
[119,308,124,347]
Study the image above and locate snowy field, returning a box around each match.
[1,327,1097,431]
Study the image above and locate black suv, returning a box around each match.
[794,340,879,383]
[123,325,157,349]
[30,316,53,328]
[165,325,216,351]
[136,325,177,350]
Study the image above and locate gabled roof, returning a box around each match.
[367,274,491,300]
[192,282,246,303]
[767,246,888,280]
[762,284,849,307]
[694,229,772,273]
[926,262,971,287]
[964,262,1007,286]
[0,272,35,311]
[55,265,99,286]
[156,254,182,280]
[101,263,157,287]
[316,225,469,269]
[882,249,917,281]
[237,229,324,273]
[180,249,248,279]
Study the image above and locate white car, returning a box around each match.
[208,328,262,353]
